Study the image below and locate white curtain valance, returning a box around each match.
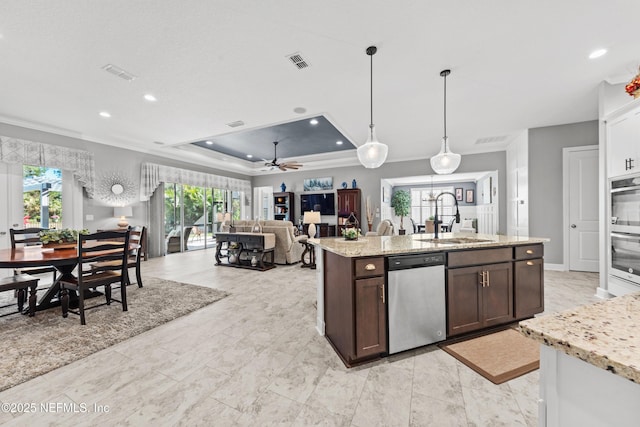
[140,162,251,201]
[0,136,95,197]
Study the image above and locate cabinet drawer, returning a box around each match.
[447,247,512,268]
[354,257,384,278]
[514,244,543,260]
[242,235,262,245]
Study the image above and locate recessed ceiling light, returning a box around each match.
[144,94,157,102]
[336,140,343,145]
[310,118,319,125]
[205,140,213,145]
[589,49,607,59]
[99,111,111,118]
[246,154,253,158]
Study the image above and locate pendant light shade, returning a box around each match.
[430,69,461,175]
[357,46,388,169]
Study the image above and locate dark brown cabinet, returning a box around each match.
[355,276,387,359]
[324,252,386,366]
[273,192,294,222]
[301,223,336,237]
[447,248,514,337]
[514,244,544,319]
[337,189,361,234]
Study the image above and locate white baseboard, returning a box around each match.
[544,263,566,271]
[316,319,325,336]
[595,287,611,299]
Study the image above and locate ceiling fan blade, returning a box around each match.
[278,164,287,171]
[281,162,302,168]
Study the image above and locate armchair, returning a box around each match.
[367,219,394,236]
[166,227,192,253]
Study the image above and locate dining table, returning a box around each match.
[0,242,133,313]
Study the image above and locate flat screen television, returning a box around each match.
[300,192,335,216]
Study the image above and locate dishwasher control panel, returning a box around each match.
[387,253,445,270]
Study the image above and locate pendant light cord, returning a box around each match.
[443,72,447,139]
[370,51,374,130]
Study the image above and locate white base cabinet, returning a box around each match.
[538,345,640,427]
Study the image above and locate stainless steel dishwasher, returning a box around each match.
[387,253,446,354]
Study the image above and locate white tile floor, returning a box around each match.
[0,249,600,426]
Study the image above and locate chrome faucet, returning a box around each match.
[433,192,460,239]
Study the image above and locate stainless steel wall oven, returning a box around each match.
[610,174,640,286]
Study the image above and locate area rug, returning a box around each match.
[0,277,228,391]
[439,328,539,384]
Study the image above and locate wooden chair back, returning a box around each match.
[10,228,58,280]
[128,226,146,261]
[10,228,46,248]
[78,231,130,284]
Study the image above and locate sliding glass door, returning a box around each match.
[163,183,245,254]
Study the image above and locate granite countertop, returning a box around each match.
[519,293,640,383]
[308,232,547,258]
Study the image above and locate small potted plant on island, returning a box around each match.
[342,212,361,240]
[391,189,411,235]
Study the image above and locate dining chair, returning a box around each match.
[90,226,145,288]
[191,226,203,241]
[10,228,58,283]
[0,274,39,317]
[60,230,130,325]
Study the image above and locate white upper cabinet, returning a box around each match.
[607,108,640,178]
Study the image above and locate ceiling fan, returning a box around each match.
[263,141,302,171]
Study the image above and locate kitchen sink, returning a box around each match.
[418,237,493,245]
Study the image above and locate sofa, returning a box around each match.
[220,220,304,264]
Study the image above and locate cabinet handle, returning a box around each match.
[526,261,534,266]
[526,249,534,254]
[479,271,489,287]
[486,270,490,287]
[365,263,376,271]
[626,158,635,170]
[379,284,385,304]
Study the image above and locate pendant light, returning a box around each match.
[430,69,461,174]
[357,46,388,169]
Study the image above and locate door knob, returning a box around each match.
[570,224,577,228]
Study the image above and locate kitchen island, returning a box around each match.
[310,232,548,367]
[519,293,640,427]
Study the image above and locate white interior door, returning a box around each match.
[566,146,599,272]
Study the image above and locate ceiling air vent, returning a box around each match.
[226,120,245,128]
[286,52,309,70]
[475,135,508,145]
[102,64,137,82]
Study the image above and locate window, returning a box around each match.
[23,166,62,229]
[410,186,455,223]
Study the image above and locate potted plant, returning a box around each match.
[39,228,89,248]
[390,190,411,235]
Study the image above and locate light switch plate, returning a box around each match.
[85,214,94,221]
